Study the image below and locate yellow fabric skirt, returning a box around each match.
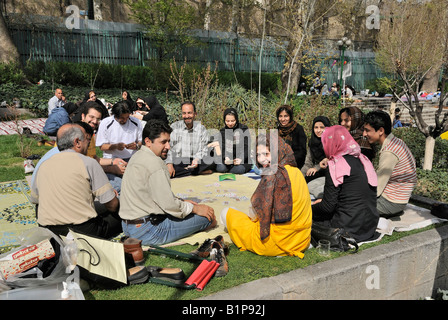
[226,165,312,258]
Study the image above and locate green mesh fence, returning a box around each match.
[9,26,384,90]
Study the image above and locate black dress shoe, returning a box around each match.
[128,266,149,285]
[146,265,186,285]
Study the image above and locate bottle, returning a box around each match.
[60,282,71,300]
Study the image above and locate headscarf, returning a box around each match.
[339,106,372,151]
[308,116,331,163]
[277,105,298,146]
[223,108,240,130]
[251,134,297,240]
[142,96,168,124]
[321,125,377,188]
[62,102,78,116]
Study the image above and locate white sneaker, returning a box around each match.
[24,160,35,174]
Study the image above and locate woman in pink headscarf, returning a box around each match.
[312,125,379,242]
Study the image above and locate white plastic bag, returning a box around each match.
[0,227,73,289]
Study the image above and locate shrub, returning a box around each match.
[0,62,26,84]
[393,127,448,169]
[415,168,448,203]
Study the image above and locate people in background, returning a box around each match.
[215,108,252,174]
[165,101,213,178]
[48,88,66,116]
[276,105,307,169]
[301,116,331,183]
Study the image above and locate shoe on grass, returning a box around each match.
[210,242,228,277]
[190,235,229,258]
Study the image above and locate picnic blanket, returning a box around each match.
[0,180,38,248]
[0,118,47,135]
[167,173,260,246]
[1,175,446,251]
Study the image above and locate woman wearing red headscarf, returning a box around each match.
[312,125,379,242]
[221,133,312,258]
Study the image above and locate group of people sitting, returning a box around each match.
[30,90,417,263]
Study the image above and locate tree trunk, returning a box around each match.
[421,66,441,93]
[423,135,436,170]
[281,39,303,96]
[0,8,20,64]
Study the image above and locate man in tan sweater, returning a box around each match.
[119,119,216,246]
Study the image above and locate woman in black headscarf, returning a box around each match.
[132,96,168,124]
[301,116,331,183]
[215,108,252,174]
[276,105,307,169]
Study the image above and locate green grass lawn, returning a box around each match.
[0,134,53,182]
[0,134,445,300]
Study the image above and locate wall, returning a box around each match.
[201,224,448,300]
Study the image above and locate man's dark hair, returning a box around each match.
[143,119,173,142]
[111,101,132,118]
[81,101,104,118]
[75,121,94,137]
[364,110,392,135]
[180,101,196,112]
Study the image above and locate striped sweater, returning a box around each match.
[378,134,417,203]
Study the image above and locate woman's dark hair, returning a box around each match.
[111,101,132,118]
[275,105,294,120]
[364,110,392,135]
[142,119,173,142]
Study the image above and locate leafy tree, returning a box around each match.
[125,0,201,62]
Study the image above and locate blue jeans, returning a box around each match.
[121,214,212,246]
[106,173,122,195]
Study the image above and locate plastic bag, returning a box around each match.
[0,227,73,289]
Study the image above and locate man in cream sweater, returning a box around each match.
[119,119,216,246]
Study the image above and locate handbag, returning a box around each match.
[66,230,128,289]
[311,221,358,253]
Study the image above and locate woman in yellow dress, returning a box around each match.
[221,133,312,258]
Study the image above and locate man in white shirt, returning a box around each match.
[96,101,142,193]
[48,88,66,116]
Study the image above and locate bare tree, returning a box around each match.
[375,0,448,170]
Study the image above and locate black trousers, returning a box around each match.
[172,160,215,178]
[39,211,122,240]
